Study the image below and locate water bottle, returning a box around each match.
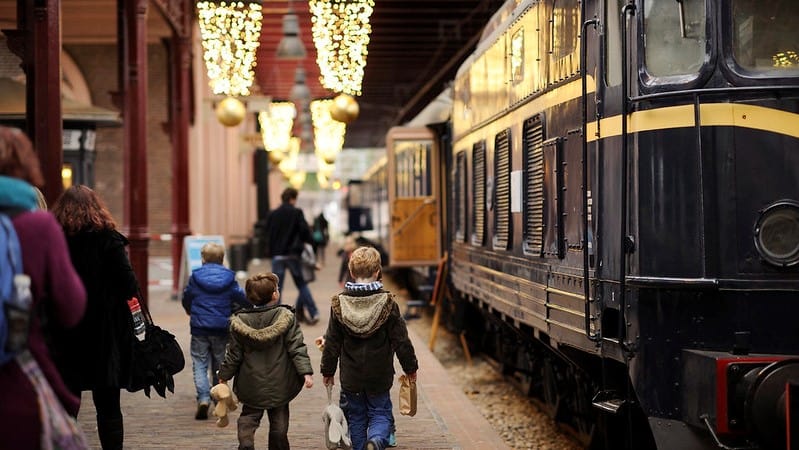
[127,297,146,339]
[5,274,32,353]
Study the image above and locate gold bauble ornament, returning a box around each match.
[215,96,246,127]
[267,149,286,165]
[329,93,359,124]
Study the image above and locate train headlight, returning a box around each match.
[754,200,799,267]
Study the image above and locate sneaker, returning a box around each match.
[195,402,209,420]
[388,432,397,447]
[307,315,320,325]
[365,440,379,450]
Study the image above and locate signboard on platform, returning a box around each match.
[176,235,225,300]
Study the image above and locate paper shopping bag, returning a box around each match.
[398,374,417,416]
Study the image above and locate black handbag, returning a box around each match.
[126,300,185,398]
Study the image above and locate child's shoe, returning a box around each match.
[195,401,209,420]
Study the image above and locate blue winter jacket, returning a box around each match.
[182,263,248,336]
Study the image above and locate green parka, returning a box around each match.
[218,304,313,409]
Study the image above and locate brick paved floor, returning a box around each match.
[77,252,508,449]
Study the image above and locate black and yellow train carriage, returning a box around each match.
[371,0,799,448]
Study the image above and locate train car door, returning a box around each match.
[386,126,442,267]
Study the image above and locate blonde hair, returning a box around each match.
[348,246,381,279]
[245,272,279,305]
[201,242,225,264]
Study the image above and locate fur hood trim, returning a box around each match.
[230,306,294,349]
[331,292,393,337]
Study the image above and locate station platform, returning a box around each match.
[76,253,509,450]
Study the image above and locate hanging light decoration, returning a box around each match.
[309,0,374,96]
[258,102,297,158]
[278,136,301,178]
[311,99,346,164]
[197,1,263,126]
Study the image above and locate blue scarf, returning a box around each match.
[0,176,37,211]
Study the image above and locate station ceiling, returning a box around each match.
[0,0,506,148]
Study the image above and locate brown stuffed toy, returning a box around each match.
[210,382,238,427]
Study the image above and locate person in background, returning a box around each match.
[321,246,418,450]
[50,185,140,450]
[182,242,248,420]
[265,187,320,325]
[312,212,330,265]
[218,272,314,450]
[336,235,357,288]
[0,126,87,449]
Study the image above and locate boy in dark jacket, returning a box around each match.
[321,246,418,450]
[218,272,314,450]
[182,242,248,420]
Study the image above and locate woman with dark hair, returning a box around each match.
[0,126,87,449]
[51,185,140,450]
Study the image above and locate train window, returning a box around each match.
[472,141,486,246]
[493,130,512,250]
[551,0,580,82]
[454,151,468,242]
[605,0,624,86]
[643,0,708,77]
[552,0,579,59]
[511,28,524,84]
[730,1,799,77]
[523,116,545,256]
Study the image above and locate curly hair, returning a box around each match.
[51,185,117,235]
[0,126,44,187]
[245,272,280,305]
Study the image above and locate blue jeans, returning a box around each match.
[271,256,319,320]
[190,334,228,404]
[340,390,392,450]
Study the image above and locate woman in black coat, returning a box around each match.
[51,185,139,450]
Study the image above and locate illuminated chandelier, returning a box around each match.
[197,1,263,126]
[311,99,346,164]
[258,102,297,161]
[309,0,375,96]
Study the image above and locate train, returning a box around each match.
[358,0,799,448]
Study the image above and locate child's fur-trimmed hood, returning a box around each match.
[229,305,294,349]
[331,291,394,337]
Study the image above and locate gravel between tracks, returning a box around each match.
[396,288,584,450]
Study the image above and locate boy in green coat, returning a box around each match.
[218,272,314,450]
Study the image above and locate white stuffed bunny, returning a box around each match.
[322,384,351,450]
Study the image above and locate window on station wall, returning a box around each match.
[471,140,486,246]
[523,115,545,255]
[454,151,468,242]
[493,129,511,250]
[61,164,74,189]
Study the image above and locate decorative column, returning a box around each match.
[7,0,63,204]
[119,0,150,303]
[168,31,192,297]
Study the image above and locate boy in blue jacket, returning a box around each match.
[182,242,248,419]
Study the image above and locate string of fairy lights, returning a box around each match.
[195,0,368,189]
[309,0,375,96]
[197,1,263,97]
